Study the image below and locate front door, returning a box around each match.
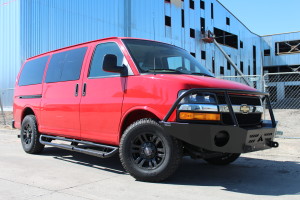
[80,41,126,145]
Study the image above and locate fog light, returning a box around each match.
[214,131,230,147]
[179,112,220,121]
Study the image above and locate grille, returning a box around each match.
[217,95,261,105]
[221,113,262,126]
[217,94,262,126]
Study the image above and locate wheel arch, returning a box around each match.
[21,107,37,122]
[119,107,163,140]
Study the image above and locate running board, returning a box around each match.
[39,135,118,158]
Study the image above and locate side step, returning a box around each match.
[39,135,118,158]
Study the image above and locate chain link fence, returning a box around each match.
[0,88,14,127]
[219,72,300,139]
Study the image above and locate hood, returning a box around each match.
[155,74,257,91]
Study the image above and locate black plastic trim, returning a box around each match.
[18,95,42,99]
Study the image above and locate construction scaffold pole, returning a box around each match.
[202,31,251,86]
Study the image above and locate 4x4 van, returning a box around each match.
[13,37,278,182]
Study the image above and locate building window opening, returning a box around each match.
[227,60,231,70]
[226,17,230,25]
[190,52,196,57]
[190,28,195,38]
[213,27,238,49]
[212,57,215,73]
[211,3,214,19]
[181,9,185,28]
[220,66,224,75]
[190,0,194,9]
[275,40,300,55]
[201,17,205,34]
[200,0,205,9]
[165,16,171,27]
[201,51,206,60]
[240,41,243,48]
[240,61,244,73]
[264,49,271,56]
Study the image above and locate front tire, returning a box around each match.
[119,118,183,182]
[20,115,44,154]
[204,153,240,165]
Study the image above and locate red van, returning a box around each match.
[13,37,278,182]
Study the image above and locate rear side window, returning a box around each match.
[18,56,49,86]
[45,47,87,83]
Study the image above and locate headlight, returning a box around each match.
[178,90,217,104]
[177,90,220,121]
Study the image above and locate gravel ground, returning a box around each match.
[0,111,13,129]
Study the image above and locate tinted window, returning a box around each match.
[18,56,49,86]
[89,42,124,78]
[46,47,87,83]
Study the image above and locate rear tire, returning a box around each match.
[204,153,240,165]
[20,115,44,154]
[119,118,183,182]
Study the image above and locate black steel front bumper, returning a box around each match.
[160,88,279,153]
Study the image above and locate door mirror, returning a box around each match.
[103,54,124,73]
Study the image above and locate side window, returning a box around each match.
[18,56,49,86]
[45,47,87,83]
[89,42,124,78]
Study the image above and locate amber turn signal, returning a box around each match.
[179,112,221,121]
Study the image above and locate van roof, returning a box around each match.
[28,37,127,60]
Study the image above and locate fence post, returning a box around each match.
[0,91,7,125]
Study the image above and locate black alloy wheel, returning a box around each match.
[130,132,166,170]
[20,115,44,154]
[120,118,183,182]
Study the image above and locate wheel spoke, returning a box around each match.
[152,158,158,167]
[157,153,165,158]
[142,134,150,142]
[148,160,153,168]
[151,135,158,142]
[134,157,142,164]
[157,148,164,153]
[138,135,145,143]
[138,158,146,167]
[155,137,162,145]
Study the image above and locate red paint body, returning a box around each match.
[13,37,255,146]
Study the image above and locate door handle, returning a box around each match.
[82,83,87,96]
[75,83,79,97]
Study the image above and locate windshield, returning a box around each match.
[122,39,214,77]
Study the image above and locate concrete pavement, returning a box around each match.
[0,129,299,200]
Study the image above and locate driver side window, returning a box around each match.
[89,42,124,78]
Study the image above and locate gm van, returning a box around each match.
[13,37,278,182]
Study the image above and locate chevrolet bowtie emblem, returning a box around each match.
[240,104,250,114]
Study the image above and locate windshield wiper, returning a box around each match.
[147,69,186,74]
[189,72,214,77]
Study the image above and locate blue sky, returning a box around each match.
[218,0,300,36]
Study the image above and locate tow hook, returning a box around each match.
[268,141,279,148]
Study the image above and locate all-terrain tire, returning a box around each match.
[20,115,44,154]
[119,118,183,182]
[204,153,241,165]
